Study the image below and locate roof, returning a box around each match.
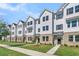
[17,20,25,25]
[26,16,35,22]
[39,9,54,18]
[57,3,69,12]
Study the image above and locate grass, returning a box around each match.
[0,40,26,47]
[0,46,27,56]
[55,46,79,56]
[21,44,53,53]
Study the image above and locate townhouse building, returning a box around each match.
[17,20,25,42]
[6,25,11,41]
[10,23,17,42]
[35,10,55,44]
[6,3,79,46]
[54,3,79,46]
[26,16,36,43]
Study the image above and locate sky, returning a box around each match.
[0,3,63,24]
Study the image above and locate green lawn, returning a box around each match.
[55,46,79,56]
[21,44,53,53]
[0,46,27,56]
[0,40,26,47]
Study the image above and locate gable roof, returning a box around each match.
[39,9,54,18]
[26,16,35,22]
[17,20,25,25]
[57,3,69,12]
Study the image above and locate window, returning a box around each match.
[18,31,21,34]
[56,24,63,30]
[18,25,22,28]
[56,11,63,19]
[28,37,32,41]
[75,5,79,13]
[72,20,77,27]
[43,17,45,22]
[46,16,49,21]
[46,26,49,31]
[46,36,49,41]
[28,28,32,33]
[43,26,45,31]
[30,21,32,25]
[69,35,73,41]
[12,27,14,30]
[43,36,45,41]
[75,35,79,42]
[38,28,40,32]
[28,22,29,25]
[67,7,73,15]
[12,32,14,35]
[67,21,70,28]
[38,20,40,24]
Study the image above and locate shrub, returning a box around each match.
[70,45,74,47]
[64,44,68,47]
[75,45,78,47]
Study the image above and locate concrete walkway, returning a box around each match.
[0,44,53,56]
[47,44,60,55]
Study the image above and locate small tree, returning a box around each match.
[0,19,10,41]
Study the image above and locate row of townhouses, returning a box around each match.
[6,3,79,46]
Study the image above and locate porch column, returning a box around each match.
[73,35,75,42]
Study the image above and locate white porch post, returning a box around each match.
[73,35,75,42]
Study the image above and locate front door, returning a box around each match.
[57,39,61,44]
[38,38,40,43]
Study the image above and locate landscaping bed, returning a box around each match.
[21,44,53,53]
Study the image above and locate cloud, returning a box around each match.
[0,3,26,12]
[0,3,40,20]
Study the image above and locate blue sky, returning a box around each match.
[0,3,63,24]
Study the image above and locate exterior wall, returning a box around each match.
[36,11,53,35]
[64,3,79,32]
[26,35,35,43]
[11,24,17,42]
[63,31,79,46]
[40,34,53,44]
[26,17,35,42]
[17,21,25,42]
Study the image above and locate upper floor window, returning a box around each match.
[67,7,73,15]
[38,20,40,24]
[56,24,63,30]
[27,21,33,26]
[72,20,77,27]
[46,16,49,21]
[67,21,70,28]
[46,26,49,31]
[18,25,22,28]
[30,21,32,25]
[69,35,73,41]
[43,16,49,22]
[75,5,79,13]
[38,28,40,32]
[12,32,14,35]
[56,11,63,19]
[43,26,45,31]
[12,27,14,30]
[43,17,45,22]
[27,27,32,33]
[18,31,22,34]
[28,22,29,26]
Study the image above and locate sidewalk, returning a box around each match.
[47,44,60,55]
[0,44,53,56]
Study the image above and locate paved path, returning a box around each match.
[0,44,53,56]
[46,44,60,55]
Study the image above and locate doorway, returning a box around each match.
[38,37,40,43]
[57,39,61,44]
